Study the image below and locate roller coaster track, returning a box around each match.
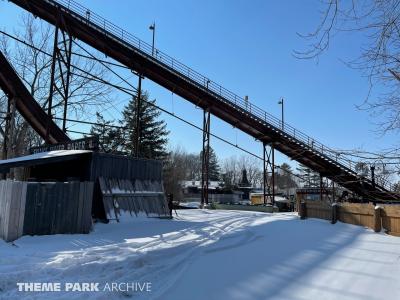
[0,51,70,144]
[6,0,399,200]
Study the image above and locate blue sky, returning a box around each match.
[0,0,397,166]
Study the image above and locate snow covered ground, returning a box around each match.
[0,210,399,300]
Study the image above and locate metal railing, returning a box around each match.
[47,0,394,192]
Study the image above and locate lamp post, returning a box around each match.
[149,22,156,56]
[278,98,284,130]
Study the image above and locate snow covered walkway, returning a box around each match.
[0,210,399,299]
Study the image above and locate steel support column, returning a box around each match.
[263,143,267,204]
[1,97,15,178]
[263,142,275,205]
[1,97,12,161]
[46,10,74,138]
[201,109,211,207]
[320,174,323,201]
[0,97,17,178]
[62,34,73,132]
[134,74,142,158]
[46,23,60,143]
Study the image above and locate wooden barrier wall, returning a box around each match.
[0,181,27,242]
[23,182,94,236]
[381,205,400,236]
[304,201,331,221]
[0,181,94,242]
[300,201,400,236]
[338,203,375,229]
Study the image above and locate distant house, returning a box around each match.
[181,180,224,193]
[179,180,243,204]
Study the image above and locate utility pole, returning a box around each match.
[278,98,284,130]
[149,22,156,56]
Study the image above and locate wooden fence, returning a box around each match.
[299,201,400,236]
[381,205,400,236]
[303,201,331,221]
[0,180,93,242]
[338,203,376,229]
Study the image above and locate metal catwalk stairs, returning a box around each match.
[7,0,399,200]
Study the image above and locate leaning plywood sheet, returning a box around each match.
[99,177,169,220]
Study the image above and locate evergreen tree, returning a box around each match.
[121,92,169,159]
[276,163,298,190]
[90,112,124,153]
[296,164,319,187]
[200,147,221,181]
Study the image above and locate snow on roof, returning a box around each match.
[180,180,223,189]
[0,150,92,166]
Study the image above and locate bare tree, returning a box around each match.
[0,13,112,159]
[221,155,263,188]
[163,145,199,201]
[296,1,400,135]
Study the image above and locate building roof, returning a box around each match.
[0,150,92,172]
[180,180,223,190]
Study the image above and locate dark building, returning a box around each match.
[0,150,169,241]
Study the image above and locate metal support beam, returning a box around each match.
[0,97,17,179]
[8,97,16,160]
[320,174,323,201]
[272,146,275,205]
[263,142,275,206]
[201,109,211,207]
[263,143,267,205]
[62,35,73,132]
[2,97,11,161]
[134,74,142,158]
[45,10,75,137]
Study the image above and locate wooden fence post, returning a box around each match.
[331,203,338,224]
[373,206,382,232]
[300,202,307,219]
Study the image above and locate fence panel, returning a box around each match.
[23,181,94,236]
[0,181,28,242]
[305,201,331,221]
[300,201,400,236]
[338,203,375,228]
[381,205,400,236]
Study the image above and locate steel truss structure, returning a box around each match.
[263,143,275,205]
[0,0,398,201]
